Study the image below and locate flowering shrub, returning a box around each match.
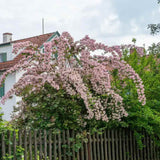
[0,32,146,129]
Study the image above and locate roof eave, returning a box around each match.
[39,31,60,49]
[0,42,11,47]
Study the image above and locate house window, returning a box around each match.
[0,53,7,62]
[0,83,4,98]
[0,72,5,98]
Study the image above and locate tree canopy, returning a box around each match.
[148,0,160,34]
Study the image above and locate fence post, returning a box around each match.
[34,130,37,160]
[93,132,97,160]
[44,130,47,160]
[62,130,66,160]
[115,129,119,160]
[111,129,115,160]
[88,133,92,160]
[2,132,5,159]
[107,130,111,160]
[104,130,108,160]
[100,133,104,160]
[1,128,159,160]
[96,132,100,160]
[48,130,52,160]
[53,132,57,160]
[39,130,42,160]
[29,130,32,160]
[24,130,27,160]
[71,130,75,160]
[8,130,11,158]
[58,131,62,160]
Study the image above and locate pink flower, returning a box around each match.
[0,32,146,122]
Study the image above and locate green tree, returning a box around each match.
[148,0,160,34]
[116,47,160,147]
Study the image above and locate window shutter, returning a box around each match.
[2,53,7,62]
[0,83,4,97]
[55,52,58,59]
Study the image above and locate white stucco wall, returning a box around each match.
[15,70,24,104]
[0,32,59,120]
[0,44,18,120]
[0,69,25,121]
[0,44,29,120]
[0,73,16,120]
[0,44,15,61]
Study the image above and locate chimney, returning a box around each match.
[3,33,12,43]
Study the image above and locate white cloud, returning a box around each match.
[0,9,14,19]
[130,19,139,33]
[0,0,159,47]
[100,14,121,35]
[98,34,160,48]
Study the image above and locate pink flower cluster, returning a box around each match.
[12,41,33,54]
[121,44,145,57]
[0,32,146,122]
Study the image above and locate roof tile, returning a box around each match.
[0,32,55,71]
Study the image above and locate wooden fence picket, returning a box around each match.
[0,129,160,160]
[24,130,27,160]
[34,130,37,160]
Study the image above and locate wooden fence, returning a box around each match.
[0,129,160,160]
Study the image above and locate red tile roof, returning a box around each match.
[13,32,54,48]
[0,32,55,71]
[0,54,23,71]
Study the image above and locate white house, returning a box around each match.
[0,31,60,120]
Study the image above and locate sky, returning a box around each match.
[0,0,160,48]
